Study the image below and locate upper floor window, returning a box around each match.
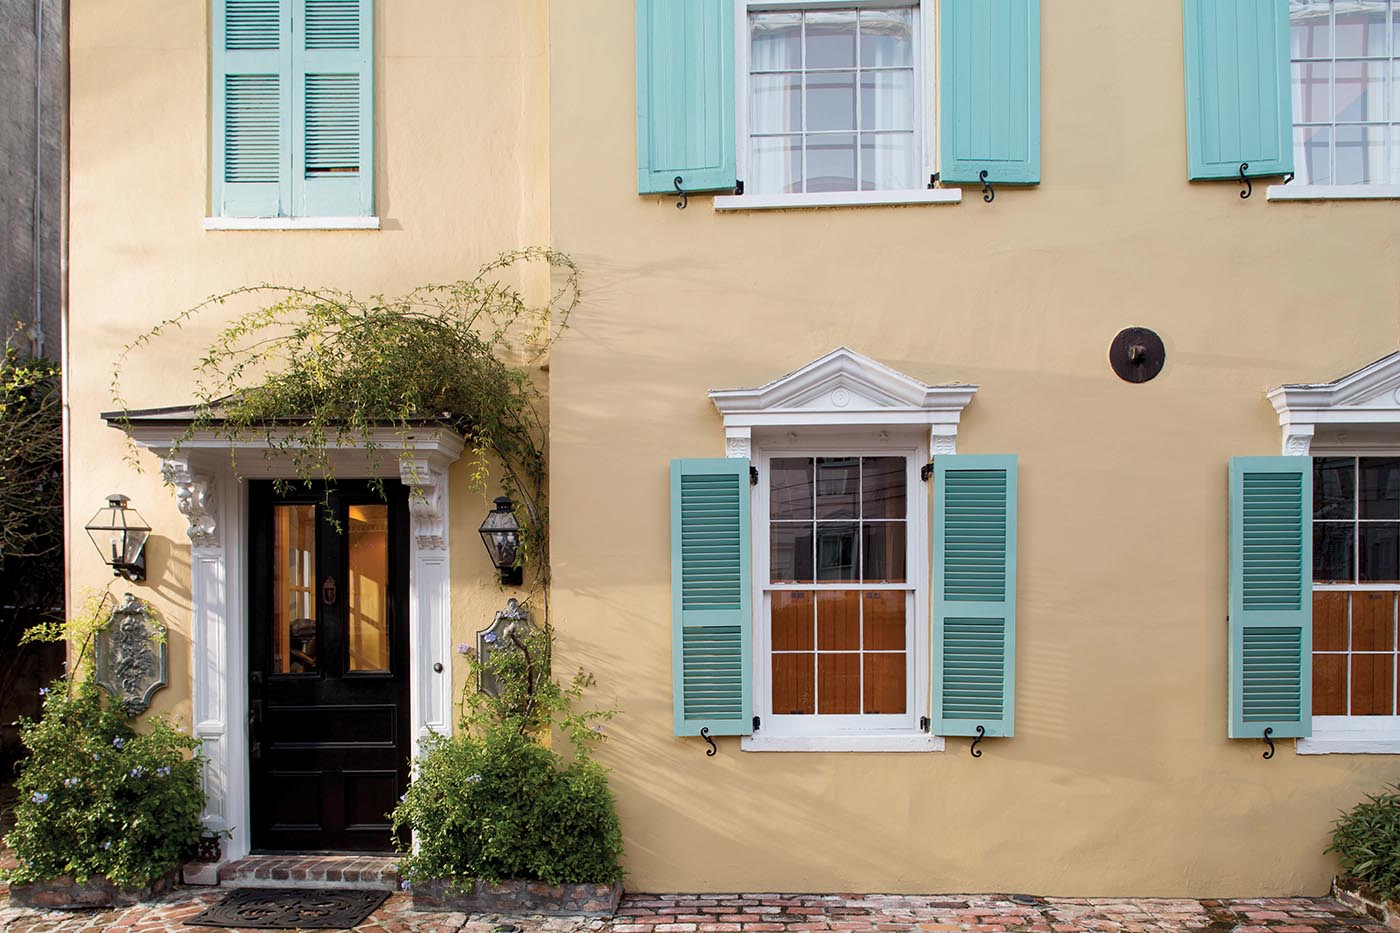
[743,4,923,195]
[211,0,375,221]
[1289,1,1400,187]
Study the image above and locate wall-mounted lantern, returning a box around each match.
[478,496,523,586]
[84,494,151,582]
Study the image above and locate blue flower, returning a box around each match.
[130,766,146,778]
[30,792,48,804]
[400,880,412,892]
[483,632,497,644]
[466,773,482,784]
[38,688,47,696]
[63,777,78,788]
[112,738,125,749]
[457,643,470,655]
[92,753,100,761]
[101,841,111,851]
[156,766,171,777]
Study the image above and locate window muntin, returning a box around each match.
[746,5,921,195]
[1289,1,1400,186]
[765,455,913,721]
[1312,456,1400,717]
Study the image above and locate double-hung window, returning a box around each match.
[1289,1,1400,187]
[210,0,375,224]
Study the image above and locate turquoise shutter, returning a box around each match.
[292,0,373,216]
[939,0,1041,185]
[1183,0,1293,180]
[932,455,1017,737]
[671,458,752,737]
[1228,457,1312,739]
[213,0,291,217]
[636,0,736,195]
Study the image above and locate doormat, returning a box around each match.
[185,888,389,930]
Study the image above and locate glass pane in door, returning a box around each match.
[274,504,317,674]
[347,504,390,672]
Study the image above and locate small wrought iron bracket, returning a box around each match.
[673,175,688,210]
[980,170,995,203]
[1238,163,1252,199]
[921,462,934,482]
[920,716,930,733]
[927,172,940,188]
[753,715,761,732]
[734,179,745,195]
[750,465,758,486]
[700,727,718,757]
[970,724,986,758]
[1283,172,1295,185]
[1262,726,1275,760]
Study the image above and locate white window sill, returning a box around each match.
[714,188,962,211]
[1297,717,1400,754]
[741,733,945,752]
[1266,184,1400,201]
[202,216,381,231]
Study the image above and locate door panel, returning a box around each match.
[249,481,410,853]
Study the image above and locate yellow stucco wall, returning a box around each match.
[65,0,550,724]
[547,0,1400,898]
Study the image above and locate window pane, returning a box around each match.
[863,591,905,651]
[815,522,858,581]
[1315,590,1350,651]
[859,71,915,130]
[751,135,803,194]
[859,8,913,67]
[1335,7,1388,58]
[772,590,814,651]
[863,653,906,714]
[805,10,856,69]
[771,457,814,520]
[1360,457,1400,518]
[1352,591,1396,651]
[1359,522,1400,581]
[1314,521,1355,582]
[815,457,859,518]
[816,590,859,650]
[1314,652,1348,715]
[1352,653,1394,715]
[751,12,802,71]
[347,504,389,672]
[861,522,906,583]
[1291,3,1331,59]
[1293,61,1331,123]
[771,523,815,583]
[806,133,857,192]
[817,653,860,714]
[752,74,801,134]
[1392,124,1400,183]
[1294,124,1332,184]
[274,504,317,674]
[861,457,906,519]
[1335,123,1389,183]
[1334,60,1387,121]
[860,133,917,190]
[807,71,857,131]
[772,652,815,715]
[1315,456,1355,519]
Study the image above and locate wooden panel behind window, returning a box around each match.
[863,653,905,713]
[1352,654,1394,716]
[1313,653,1347,715]
[1352,591,1396,651]
[772,653,814,715]
[1313,591,1348,652]
[816,591,859,650]
[817,653,860,714]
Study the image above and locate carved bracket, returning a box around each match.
[930,426,959,457]
[1282,427,1314,457]
[400,458,448,550]
[94,593,169,715]
[161,458,218,549]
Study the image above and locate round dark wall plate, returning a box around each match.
[1109,327,1166,383]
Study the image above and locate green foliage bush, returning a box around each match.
[1,681,205,887]
[1329,784,1400,901]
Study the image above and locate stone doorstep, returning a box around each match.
[215,854,401,892]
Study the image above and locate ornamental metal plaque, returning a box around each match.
[94,593,169,714]
[475,598,534,698]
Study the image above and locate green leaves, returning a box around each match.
[1328,784,1400,900]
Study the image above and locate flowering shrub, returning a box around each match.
[2,681,205,887]
[1330,784,1400,901]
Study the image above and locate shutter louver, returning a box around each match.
[1229,457,1312,739]
[1183,0,1293,180]
[293,0,372,216]
[214,0,290,217]
[939,0,1041,185]
[636,0,736,195]
[671,459,753,737]
[933,456,1018,737]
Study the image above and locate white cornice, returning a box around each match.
[709,347,978,429]
[1268,351,1400,455]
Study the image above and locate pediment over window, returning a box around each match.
[1269,351,1400,454]
[709,347,977,456]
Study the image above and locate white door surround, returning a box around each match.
[112,415,464,861]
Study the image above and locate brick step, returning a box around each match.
[215,855,400,892]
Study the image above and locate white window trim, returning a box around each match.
[203,216,382,231]
[710,347,980,752]
[731,0,943,208]
[1271,352,1400,753]
[1267,185,1400,201]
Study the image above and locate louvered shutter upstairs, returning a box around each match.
[1228,457,1311,738]
[671,459,752,737]
[932,456,1018,737]
[292,0,373,216]
[1183,0,1293,180]
[939,0,1041,185]
[636,0,736,195]
[214,0,291,217]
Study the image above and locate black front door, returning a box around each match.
[249,481,411,852]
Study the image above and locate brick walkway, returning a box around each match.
[0,891,1391,933]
